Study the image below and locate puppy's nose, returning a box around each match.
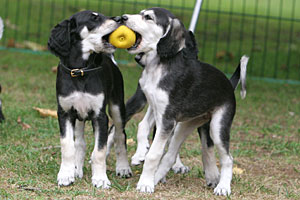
[112,16,122,23]
[121,15,128,22]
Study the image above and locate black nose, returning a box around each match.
[112,16,122,23]
[121,15,128,21]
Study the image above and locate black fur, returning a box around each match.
[124,83,147,123]
[157,19,186,59]
[48,19,72,58]
[148,7,175,33]
[198,123,213,148]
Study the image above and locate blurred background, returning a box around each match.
[1,0,299,82]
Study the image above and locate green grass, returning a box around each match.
[0,0,300,80]
[0,49,300,199]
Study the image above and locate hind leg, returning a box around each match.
[210,106,235,196]
[198,123,220,188]
[109,103,132,178]
[108,83,147,159]
[106,125,115,158]
[171,154,190,174]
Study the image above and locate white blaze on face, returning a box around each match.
[80,19,118,59]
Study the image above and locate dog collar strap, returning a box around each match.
[59,62,102,77]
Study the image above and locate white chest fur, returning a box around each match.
[139,65,169,117]
[58,92,104,119]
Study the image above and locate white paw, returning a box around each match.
[75,166,83,179]
[160,176,167,184]
[154,168,168,185]
[131,145,149,166]
[136,177,155,193]
[172,165,190,174]
[131,153,146,166]
[92,177,111,189]
[57,168,75,186]
[214,183,231,196]
[136,184,154,193]
[155,176,166,185]
[205,170,220,188]
[116,167,133,178]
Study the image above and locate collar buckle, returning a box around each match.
[70,69,84,77]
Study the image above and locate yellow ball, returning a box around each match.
[109,25,136,49]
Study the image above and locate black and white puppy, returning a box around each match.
[107,15,200,173]
[48,10,132,189]
[122,7,248,196]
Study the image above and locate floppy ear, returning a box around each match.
[157,18,186,59]
[183,31,198,59]
[48,19,72,58]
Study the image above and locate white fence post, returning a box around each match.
[189,0,203,33]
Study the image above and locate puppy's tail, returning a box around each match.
[230,55,249,99]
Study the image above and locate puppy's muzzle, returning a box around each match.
[112,15,128,24]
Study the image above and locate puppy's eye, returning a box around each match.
[144,14,153,20]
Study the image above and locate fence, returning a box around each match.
[0,0,299,82]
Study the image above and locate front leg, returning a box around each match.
[131,105,155,165]
[154,121,196,185]
[74,120,86,179]
[91,112,111,189]
[137,118,176,193]
[57,111,76,186]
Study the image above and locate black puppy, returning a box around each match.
[122,8,248,196]
[48,10,131,188]
[0,84,4,122]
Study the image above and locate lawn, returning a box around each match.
[0,49,299,199]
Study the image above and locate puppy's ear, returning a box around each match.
[157,18,185,59]
[183,31,198,59]
[48,19,72,58]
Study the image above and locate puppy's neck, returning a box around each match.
[64,47,99,69]
[142,50,160,68]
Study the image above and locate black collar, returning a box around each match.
[59,62,102,77]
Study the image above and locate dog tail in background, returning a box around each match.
[0,17,3,40]
[230,55,249,99]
